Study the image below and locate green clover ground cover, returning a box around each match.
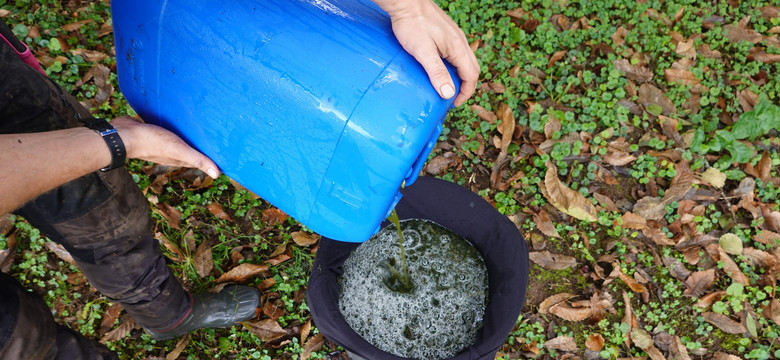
[1,0,780,359]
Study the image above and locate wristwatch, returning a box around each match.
[83,118,126,172]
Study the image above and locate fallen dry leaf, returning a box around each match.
[100,318,136,344]
[695,291,726,309]
[193,239,213,278]
[165,334,190,360]
[662,256,691,281]
[216,263,269,283]
[207,202,233,221]
[291,231,320,247]
[543,336,577,352]
[700,167,727,189]
[593,192,619,212]
[243,319,288,342]
[723,24,764,44]
[262,208,288,226]
[614,59,653,82]
[425,155,457,175]
[638,83,677,115]
[155,232,183,261]
[301,333,325,360]
[713,352,743,360]
[541,163,598,222]
[550,302,593,322]
[539,293,578,314]
[155,203,182,230]
[716,246,749,285]
[630,328,666,360]
[618,269,648,293]
[100,303,124,334]
[702,312,746,334]
[683,269,715,297]
[529,251,577,270]
[661,161,694,203]
[633,197,665,221]
[70,48,109,63]
[470,104,498,123]
[533,209,561,239]
[585,333,605,351]
[44,241,75,265]
[621,212,647,230]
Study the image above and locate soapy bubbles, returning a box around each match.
[338,219,489,360]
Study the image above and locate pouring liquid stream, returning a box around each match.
[383,181,413,293]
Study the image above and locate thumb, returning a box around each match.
[415,53,456,100]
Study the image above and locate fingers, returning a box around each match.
[112,117,221,179]
[414,51,457,101]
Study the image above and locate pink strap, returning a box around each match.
[0,32,46,75]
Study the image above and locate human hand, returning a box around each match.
[111,116,220,179]
[373,0,479,106]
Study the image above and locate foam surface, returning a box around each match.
[338,219,488,359]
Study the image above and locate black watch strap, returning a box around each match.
[83,118,126,172]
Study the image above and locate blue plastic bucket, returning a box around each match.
[112,0,459,242]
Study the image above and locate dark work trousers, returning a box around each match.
[0,23,191,358]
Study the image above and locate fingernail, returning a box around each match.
[208,168,219,179]
[440,84,455,99]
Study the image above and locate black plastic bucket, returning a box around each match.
[307,177,529,360]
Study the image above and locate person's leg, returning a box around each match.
[1,32,258,341]
[0,272,117,360]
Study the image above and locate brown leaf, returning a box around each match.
[713,352,743,360]
[611,26,628,46]
[639,83,676,115]
[754,230,780,246]
[586,333,605,351]
[539,293,578,314]
[262,297,285,320]
[62,19,94,32]
[541,163,597,222]
[99,318,136,344]
[675,38,696,59]
[724,24,763,44]
[216,263,269,283]
[193,239,213,278]
[703,312,747,334]
[533,209,561,238]
[425,155,457,175]
[543,336,577,352]
[70,48,109,63]
[716,246,749,285]
[764,299,780,325]
[593,192,619,212]
[622,292,637,347]
[262,208,288,226]
[301,333,325,360]
[683,269,715,297]
[98,22,113,37]
[661,161,694,203]
[497,103,515,152]
[633,197,665,221]
[100,303,124,334]
[614,59,653,82]
[665,68,699,86]
[243,319,288,342]
[642,225,676,246]
[629,327,654,350]
[0,9,10,17]
[529,251,577,270]
[292,231,321,247]
[622,212,647,230]
[618,270,648,293]
[470,104,497,123]
[700,167,727,189]
[165,334,190,360]
[155,232,183,261]
[603,148,637,166]
[266,253,291,266]
[662,256,691,281]
[550,303,593,322]
[695,291,726,309]
[155,203,181,230]
[548,50,567,68]
[207,202,233,221]
[300,319,312,344]
[44,241,75,265]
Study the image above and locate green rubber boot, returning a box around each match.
[146,285,260,341]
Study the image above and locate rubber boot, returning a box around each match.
[145,285,260,340]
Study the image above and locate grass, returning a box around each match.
[2,0,780,359]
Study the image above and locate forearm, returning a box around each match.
[0,127,112,214]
